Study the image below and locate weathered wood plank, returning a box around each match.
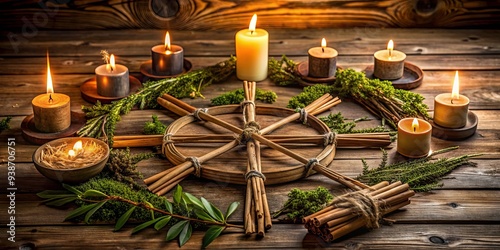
[2,224,500,249]
[1,0,499,32]
[2,29,500,56]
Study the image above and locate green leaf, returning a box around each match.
[173,185,183,204]
[164,200,173,214]
[194,208,216,222]
[44,196,77,206]
[179,222,192,247]
[65,203,98,221]
[132,216,164,234]
[37,190,73,199]
[84,200,108,224]
[201,197,224,222]
[154,216,171,231]
[82,189,108,198]
[144,200,155,219]
[114,206,136,231]
[225,201,240,220]
[202,226,225,248]
[166,220,188,241]
[62,183,83,195]
[183,192,204,210]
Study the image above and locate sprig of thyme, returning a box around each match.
[320,112,395,140]
[38,181,241,248]
[357,146,482,192]
[210,88,278,106]
[78,57,236,145]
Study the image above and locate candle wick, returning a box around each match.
[451,99,454,104]
[48,94,53,104]
[414,127,416,133]
[322,47,324,53]
[110,66,114,72]
[250,30,254,35]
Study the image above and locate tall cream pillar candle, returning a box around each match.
[235,14,269,82]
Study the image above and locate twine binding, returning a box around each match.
[244,169,266,181]
[192,108,208,121]
[331,191,381,229]
[304,158,319,177]
[185,156,202,177]
[323,132,337,146]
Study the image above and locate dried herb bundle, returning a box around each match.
[273,187,333,222]
[78,57,236,145]
[104,148,155,189]
[358,146,481,192]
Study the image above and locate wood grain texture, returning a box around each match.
[1,0,500,31]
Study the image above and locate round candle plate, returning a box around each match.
[21,111,86,145]
[429,111,478,140]
[140,59,192,80]
[363,61,423,90]
[296,61,342,86]
[80,76,142,104]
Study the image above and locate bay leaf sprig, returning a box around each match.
[78,56,236,146]
[38,182,241,248]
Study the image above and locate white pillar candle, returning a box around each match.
[433,71,470,128]
[397,118,432,158]
[308,38,338,78]
[95,54,129,97]
[235,14,269,82]
[374,40,406,80]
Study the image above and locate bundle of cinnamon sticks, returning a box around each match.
[303,181,414,242]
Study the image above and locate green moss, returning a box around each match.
[211,88,277,106]
[273,186,333,222]
[143,115,167,135]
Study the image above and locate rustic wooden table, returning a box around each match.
[1,28,499,249]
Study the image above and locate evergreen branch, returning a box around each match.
[78,57,237,146]
[0,116,12,133]
[319,112,395,139]
[357,147,482,192]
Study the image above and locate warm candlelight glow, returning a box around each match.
[451,70,460,101]
[109,54,115,72]
[164,32,172,54]
[73,140,83,151]
[321,38,326,52]
[387,40,394,58]
[68,149,75,158]
[46,52,54,94]
[412,118,419,132]
[249,14,257,33]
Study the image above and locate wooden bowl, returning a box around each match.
[33,137,110,183]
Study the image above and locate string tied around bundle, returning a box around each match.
[185,156,202,178]
[238,121,261,144]
[323,132,337,146]
[244,169,266,182]
[331,191,381,229]
[163,133,174,144]
[296,108,308,124]
[192,108,208,121]
[304,158,319,177]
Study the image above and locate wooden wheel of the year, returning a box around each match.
[162,104,336,185]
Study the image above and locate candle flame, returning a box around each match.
[249,14,257,33]
[46,51,54,94]
[68,149,75,158]
[412,118,419,133]
[73,140,83,151]
[451,71,460,101]
[108,54,115,72]
[321,38,326,52]
[164,32,172,54]
[387,40,394,58]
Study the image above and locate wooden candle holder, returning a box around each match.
[140,59,192,80]
[296,61,342,86]
[80,76,142,104]
[429,111,478,140]
[21,111,86,145]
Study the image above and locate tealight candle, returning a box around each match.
[308,38,338,78]
[397,118,432,158]
[151,31,184,76]
[32,53,71,133]
[235,14,269,82]
[374,40,406,80]
[433,71,470,128]
[95,54,129,97]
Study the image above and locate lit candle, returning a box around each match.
[397,118,432,158]
[67,140,82,160]
[95,53,129,97]
[308,38,338,78]
[151,31,184,76]
[32,52,71,133]
[235,14,269,81]
[373,40,406,80]
[433,71,470,128]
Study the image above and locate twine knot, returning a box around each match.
[163,133,174,144]
[304,158,319,177]
[331,191,381,229]
[185,156,202,178]
[297,108,308,124]
[238,121,261,144]
[244,169,266,181]
[323,132,337,146]
[192,108,208,121]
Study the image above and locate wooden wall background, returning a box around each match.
[0,0,499,32]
